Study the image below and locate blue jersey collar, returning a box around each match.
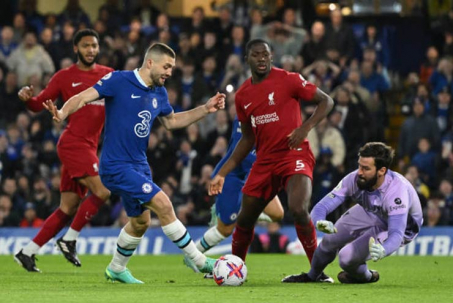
[134,68,149,88]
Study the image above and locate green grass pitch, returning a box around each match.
[1,255,452,303]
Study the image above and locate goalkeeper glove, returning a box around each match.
[316,220,337,234]
[369,237,386,262]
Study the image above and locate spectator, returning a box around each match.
[12,13,27,44]
[359,60,390,94]
[31,176,52,219]
[2,177,26,214]
[0,26,18,62]
[0,194,20,227]
[203,136,228,168]
[301,21,327,65]
[7,31,55,87]
[258,21,307,66]
[302,60,340,93]
[420,46,439,83]
[146,130,176,184]
[358,24,390,67]
[187,164,215,225]
[411,138,438,188]
[219,54,248,93]
[19,0,45,33]
[185,123,207,159]
[399,98,440,166]
[184,6,210,37]
[429,57,453,95]
[132,0,161,27]
[431,87,453,135]
[19,202,44,228]
[0,72,26,128]
[324,9,355,62]
[213,5,233,48]
[205,110,231,152]
[40,27,60,69]
[58,0,91,28]
[405,164,431,202]
[426,192,449,226]
[249,8,265,40]
[333,86,370,171]
[311,147,342,205]
[307,117,346,169]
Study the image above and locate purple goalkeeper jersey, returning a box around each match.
[311,169,423,254]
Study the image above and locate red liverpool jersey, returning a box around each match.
[235,67,317,160]
[26,64,113,148]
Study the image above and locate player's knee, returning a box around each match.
[59,203,78,216]
[131,218,151,234]
[92,187,110,201]
[269,210,284,222]
[338,247,356,270]
[289,204,310,223]
[217,224,235,237]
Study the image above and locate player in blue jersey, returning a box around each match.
[195,117,284,263]
[44,43,226,284]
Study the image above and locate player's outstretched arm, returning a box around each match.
[209,121,255,196]
[159,92,226,130]
[43,87,100,122]
[287,88,334,149]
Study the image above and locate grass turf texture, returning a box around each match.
[1,255,452,303]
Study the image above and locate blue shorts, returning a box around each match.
[101,164,161,217]
[215,172,246,225]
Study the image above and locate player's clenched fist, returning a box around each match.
[18,85,35,102]
[205,92,226,113]
[209,175,225,196]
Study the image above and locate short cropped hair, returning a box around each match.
[245,39,271,56]
[145,43,176,59]
[358,142,395,172]
[73,29,99,46]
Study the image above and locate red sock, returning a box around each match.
[70,194,104,231]
[32,208,71,246]
[232,225,254,262]
[295,221,318,264]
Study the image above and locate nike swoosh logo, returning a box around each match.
[131,94,141,99]
[72,82,82,87]
[244,103,252,109]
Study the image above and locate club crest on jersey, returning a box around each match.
[299,74,307,87]
[142,183,152,194]
[152,98,158,109]
[102,72,112,80]
[268,92,275,105]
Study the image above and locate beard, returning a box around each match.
[356,173,378,191]
[151,72,164,87]
[77,51,97,67]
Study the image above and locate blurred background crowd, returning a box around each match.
[0,0,452,233]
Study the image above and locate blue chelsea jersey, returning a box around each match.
[93,69,173,174]
[212,117,256,178]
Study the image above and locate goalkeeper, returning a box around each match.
[282,142,423,284]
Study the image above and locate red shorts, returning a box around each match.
[242,150,315,201]
[57,141,99,199]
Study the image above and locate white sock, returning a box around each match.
[162,219,206,268]
[108,228,142,273]
[22,241,41,256]
[196,226,226,253]
[62,228,80,241]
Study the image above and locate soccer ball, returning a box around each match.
[213,254,247,286]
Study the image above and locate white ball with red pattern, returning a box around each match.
[213,254,247,286]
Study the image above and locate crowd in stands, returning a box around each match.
[0,0,452,229]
